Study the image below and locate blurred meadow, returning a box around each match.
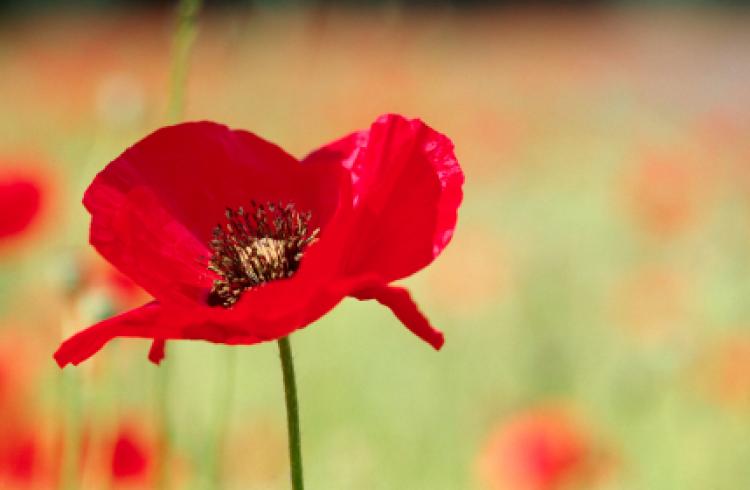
[2,1,750,489]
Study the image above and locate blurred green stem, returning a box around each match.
[207,347,237,488]
[154,361,172,490]
[278,336,305,490]
[167,0,202,122]
[60,369,82,490]
[155,1,203,489]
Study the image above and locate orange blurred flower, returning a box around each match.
[624,150,711,238]
[694,334,750,409]
[478,406,611,490]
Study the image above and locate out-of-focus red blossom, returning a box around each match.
[624,150,711,238]
[0,167,44,242]
[0,425,44,487]
[98,419,190,489]
[109,424,152,485]
[478,407,610,490]
[54,114,463,366]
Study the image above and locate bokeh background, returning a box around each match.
[2,1,750,489]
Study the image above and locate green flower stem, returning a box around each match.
[278,336,305,490]
[167,0,202,123]
[154,361,172,490]
[60,369,82,490]
[208,347,237,487]
[155,0,202,487]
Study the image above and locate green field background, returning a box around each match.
[2,6,750,490]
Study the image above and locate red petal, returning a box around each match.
[86,184,211,305]
[53,302,265,367]
[85,121,344,304]
[54,193,375,367]
[354,285,444,350]
[147,339,166,364]
[305,114,464,282]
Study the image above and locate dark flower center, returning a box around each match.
[206,201,319,308]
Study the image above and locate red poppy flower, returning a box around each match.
[54,114,463,366]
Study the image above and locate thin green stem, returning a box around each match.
[60,369,82,490]
[278,336,305,490]
[207,347,237,487]
[154,1,202,487]
[167,0,202,123]
[154,360,173,490]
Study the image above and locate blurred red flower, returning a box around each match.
[108,424,152,486]
[478,407,608,490]
[0,426,43,487]
[0,170,43,241]
[55,114,463,366]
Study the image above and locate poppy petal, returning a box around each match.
[305,114,464,282]
[85,184,211,305]
[55,302,161,367]
[354,285,444,350]
[54,302,266,367]
[147,339,166,364]
[85,121,345,305]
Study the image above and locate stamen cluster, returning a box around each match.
[207,201,319,307]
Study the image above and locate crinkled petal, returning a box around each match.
[87,185,211,305]
[54,301,266,367]
[305,114,464,282]
[354,285,444,350]
[85,121,344,305]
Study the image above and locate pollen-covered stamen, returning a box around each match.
[207,201,319,308]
